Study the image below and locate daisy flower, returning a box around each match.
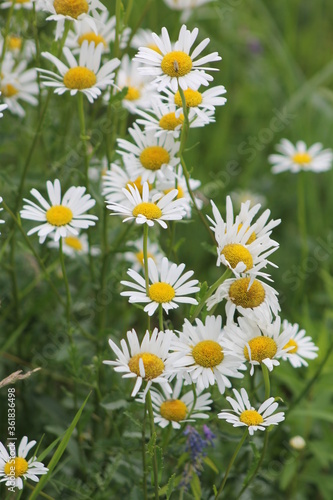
[123,237,165,273]
[269,139,333,174]
[0,436,48,490]
[223,316,293,375]
[171,316,245,394]
[102,162,146,205]
[161,85,227,122]
[65,12,131,53]
[131,28,162,53]
[281,320,319,368]
[218,388,285,435]
[208,196,280,281]
[1,57,38,117]
[38,40,120,103]
[117,123,180,183]
[47,232,100,257]
[0,93,7,118]
[163,0,215,22]
[121,256,199,316]
[136,379,212,429]
[156,173,203,218]
[103,328,175,398]
[41,0,106,40]
[115,54,157,113]
[135,97,213,139]
[1,0,39,10]
[231,189,266,210]
[20,179,98,243]
[0,37,35,60]
[106,182,187,228]
[134,24,221,92]
[206,277,280,323]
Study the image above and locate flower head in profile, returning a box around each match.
[135,24,221,92]
[269,139,333,174]
[47,233,100,257]
[103,328,175,398]
[121,257,199,316]
[107,182,187,228]
[136,378,212,429]
[0,436,48,490]
[42,0,106,40]
[281,320,318,368]
[123,237,165,273]
[38,41,120,103]
[1,57,38,117]
[218,388,285,435]
[20,179,98,243]
[171,315,245,394]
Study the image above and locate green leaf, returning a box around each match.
[203,456,219,474]
[190,473,202,500]
[28,392,91,500]
[289,408,333,423]
[166,473,176,500]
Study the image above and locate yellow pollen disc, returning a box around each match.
[147,43,162,55]
[126,176,152,196]
[128,352,164,380]
[149,282,175,303]
[283,339,298,354]
[64,236,83,251]
[192,340,224,368]
[161,51,193,78]
[125,86,141,101]
[160,399,187,422]
[159,112,184,130]
[78,33,107,47]
[4,457,29,478]
[15,0,30,2]
[132,202,162,219]
[229,278,265,308]
[239,409,264,426]
[221,243,253,271]
[53,0,89,18]
[292,152,312,165]
[63,67,97,90]
[135,250,154,266]
[140,146,170,171]
[244,336,277,363]
[8,36,22,50]
[237,223,256,244]
[174,88,203,108]
[46,205,73,226]
[1,83,18,98]
[164,186,184,199]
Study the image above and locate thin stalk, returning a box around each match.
[158,304,163,332]
[142,399,148,500]
[143,224,149,294]
[261,363,270,400]
[59,239,71,326]
[114,0,122,58]
[189,268,232,323]
[146,390,159,499]
[0,0,16,74]
[297,171,308,271]
[215,430,248,498]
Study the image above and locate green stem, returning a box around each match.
[142,399,148,500]
[146,390,159,499]
[0,0,16,74]
[114,0,122,58]
[143,224,149,294]
[297,171,308,270]
[189,268,232,323]
[261,363,270,400]
[59,239,71,326]
[215,430,248,498]
[158,304,163,332]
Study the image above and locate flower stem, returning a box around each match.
[215,429,248,498]
[158,304,164,332]
[146,389,159,499]
[59,239,71,327]
[261,363,270,399]
[142,399,148,500]
[0,0,16,74]
[143,224,149,294]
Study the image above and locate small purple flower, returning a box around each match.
[180,425,215,490]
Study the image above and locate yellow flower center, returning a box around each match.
[292,152,312,165]
[159,112,184,131]
[140,146,170,171]
[128,352,164,380]
[64,236,83,251]
[53,0,89,18]
[135,250,154,266]
[14,0,30,2]
[4,458,29,478]
[132,202,162,219]
[147,43,162,54]
[164,186,184,199]
[161,51,193,78]
[46,205,73,226]
[192,340,224,368]
[229,278,265,308]
[174,88,203,108]
[283,339,298,354]
[126,176,151,196]
[8,36,22,50]
[78,33,107,47]
[125,86,141,101]
[63,67,97,90]
[1,83,18,98]
[237,223,256,244]
[149,282,175,303]
[239,409,264,426]
[160,399,187,422]
[221,243,253,271]
[244,336,277,363]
